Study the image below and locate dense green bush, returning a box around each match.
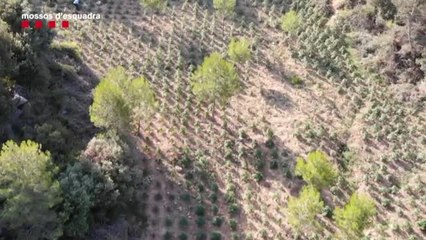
[196,217,206,227]
[287,185,324,234]
[295,150,338,189]
[210,232,222,240]
[0,79,11,125]
[50,41,83,60]
[163,231,173,240]
[179,216,189,229]
[139,0,166,12]
[372,0,397,20]
[228,203,239,215]
[191,52,240,105]
[229,219,238,230]
[213,0,236,15]
[34,120,72,158]
[178,233,189,240]
[59,163,95,238]
[82,131,143,212]
[335,193,377,237]
[417,219,426,231]
[165,217,173,227]
[212,216,224,227]
[0,140,63,240]
[290,75,304,86]
[196,232,207,240]
[228,38,252,63]
[90,67,157,132]
[90,76,131,131]
[195,204,206,216]
[0,0,26,32]
[0,20,14,77]
[281,10,300,34]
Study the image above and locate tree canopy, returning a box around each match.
[213,0,236,15]
[281,10,300,34]
[90,78,131,131]
[287,185,324,234]
[59,163,95,238]
[295,150,338,189]
[0,140,62,240]
[227,37,252,63]
[191,52,240,105]
[139,0,166,12]
[89,67,157,132]
[335,193,377,237]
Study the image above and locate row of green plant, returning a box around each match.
[288,150,377,238]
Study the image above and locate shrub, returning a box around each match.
[196,217,206,228]
[212,216,224,227]
[228,38,252,63]
[60,163,95,238]
[212,205,219,215]
[179,216,189,229]
[205,187,216,199]
[140,0,166,12]
[211,183,219,192]
[89,67,157,132]
[265,138,274,148]
[34,120,72,158]
[210,232,222,240]
[213,0,236,15]
[322,205,333,218]
[89,78,131,131]
[196,232,207,240]
[229,219,238,230]
[180,193,191,202]
[163,231,173,240]
[287,185,324,234]
[270,160,279,170]
[225,190,236,203]
[417,219,426,231]
[271,149,279,159]
[178,233,188,240]
[154,193,163,201]
[290,75,304,86]
[51,41,82,60]
[281,10,300,34]
[179,153,192,168]
[335,193,377,237]
[228,203,240,215]
[253,172,264,182]
[0,140,62,240]
[191,52,240,105]
[165,218,173,227]
[195,204,206,216]
[82,131,143,211]
[295,150,338,189]
[371,0,397,20]
[231,232,240,240]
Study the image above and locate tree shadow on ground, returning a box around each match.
[260,87,293,111]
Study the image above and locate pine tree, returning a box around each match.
[227,37,252,63]
[295,150,338,189]
[335,193,377,237]
[287,185,324,234]
[0,140,63,240]
[213,0,236,15]
[191,52,240,106]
